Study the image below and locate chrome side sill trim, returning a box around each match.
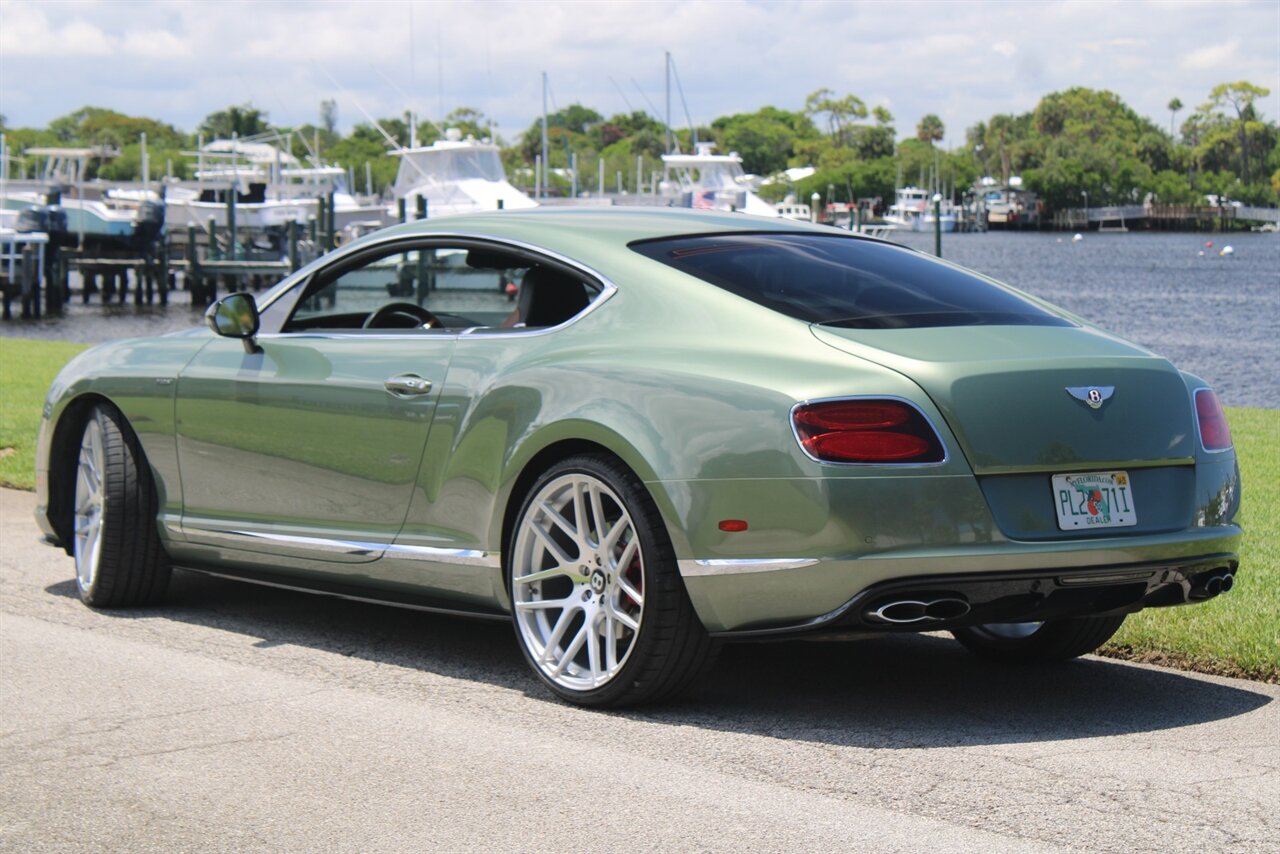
[181,524,500,567]
[384,543,500,568]
[678,558,821,577]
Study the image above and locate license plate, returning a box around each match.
[1052,471,1138,530]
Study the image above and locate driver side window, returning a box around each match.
[282,242,524,333]
[275,239,604,334]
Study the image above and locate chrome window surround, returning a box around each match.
[788,394,951,468]
[252,231,619,341]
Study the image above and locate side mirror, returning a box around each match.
[205,293,261,353]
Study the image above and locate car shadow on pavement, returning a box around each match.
[45,568,1272,749]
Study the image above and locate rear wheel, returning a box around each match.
[72,404,171,608]
[951,615,1126,663]
[509,454,716,707]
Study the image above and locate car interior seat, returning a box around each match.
[517,266,591,327]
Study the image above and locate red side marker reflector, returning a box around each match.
[718,520,749,532]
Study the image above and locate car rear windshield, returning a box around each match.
[629,233,1072,329]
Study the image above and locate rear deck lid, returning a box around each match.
[812,325,1196,473]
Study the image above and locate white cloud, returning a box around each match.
[0,0,1276,150]
[1181,40,1241,71]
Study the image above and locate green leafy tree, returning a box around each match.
[1204,81,1270,183]
[710,106,815,175]
[198,104,270,140]
[803,88,868,147]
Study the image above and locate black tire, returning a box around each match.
[71,404,171,608]
[508,454,718,707]
[951,614,1126,663]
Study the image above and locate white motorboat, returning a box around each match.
[978,176,1040,229]
[164,137,385,232]
[882,186,957,233]
[390,129,536,218]
[0,147,164,250]
[658,143,776,217]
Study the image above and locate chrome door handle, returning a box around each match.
[384,374,433,396]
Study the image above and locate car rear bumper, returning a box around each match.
[677,524,1242,633]
[707,553,1239,638]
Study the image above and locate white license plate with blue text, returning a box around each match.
[1052,471,1138,530]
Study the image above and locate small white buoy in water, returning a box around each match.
[1198,250,1205,257]
[1220,245,1234,256]
[1072,233,1084,243]
[1056,237,1063,243]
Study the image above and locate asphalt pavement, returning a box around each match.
[2,487,1277,852]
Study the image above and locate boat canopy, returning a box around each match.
[392,143,506,198]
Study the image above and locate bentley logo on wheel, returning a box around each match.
[1066,386,1115,410]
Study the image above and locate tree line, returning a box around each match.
[1,80,1275,212]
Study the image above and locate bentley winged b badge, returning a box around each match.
[1066,386,1115,410]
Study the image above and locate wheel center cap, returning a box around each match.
[589,569,607,595]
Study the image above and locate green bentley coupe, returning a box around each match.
[35,208,1242,707]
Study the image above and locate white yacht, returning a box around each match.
[883,186,957,233]
[659,142,776,217]
[390,129,536,218]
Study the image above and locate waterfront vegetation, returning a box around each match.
[0,336,1275,682]
[1,81,1277,215]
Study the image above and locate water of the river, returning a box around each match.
[3,230,1277,407]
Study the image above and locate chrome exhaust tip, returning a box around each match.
[1220,573,1235,593]
[867,597,970,624]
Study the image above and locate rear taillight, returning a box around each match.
[1194,388,1232,451]
[792,399,945,464]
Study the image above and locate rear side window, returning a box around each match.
[630,233,1072,329]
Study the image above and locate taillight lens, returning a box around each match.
[1194,388,1232,451]
[793,399,945,463]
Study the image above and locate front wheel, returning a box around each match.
[72,404,171,608]
[951,614,1126,663]
[509,454,716,707]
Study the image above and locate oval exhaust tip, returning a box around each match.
[925,598,970,620]
[1220,573,1234,593]
[874,600,929,623]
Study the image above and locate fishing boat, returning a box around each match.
[658,142,777,217]
[978,176,1040,229]
[390,128,536,218]
[882,186,957,233]
[0,147,164,251]
[164,137,383,233]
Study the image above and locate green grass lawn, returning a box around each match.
[0,338,89,489]
[1101,406,1279,682]
[2,336,1276,682]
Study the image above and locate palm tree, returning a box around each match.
[916,114,945,145]
[1167,97,1183,141]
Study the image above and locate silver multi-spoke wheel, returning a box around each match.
[512,472,645,692]
[73,416,106,593]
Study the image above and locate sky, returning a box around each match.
[1,0,1278,148]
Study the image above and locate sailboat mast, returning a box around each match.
[665,51,672,154]
[540,71,549,200]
